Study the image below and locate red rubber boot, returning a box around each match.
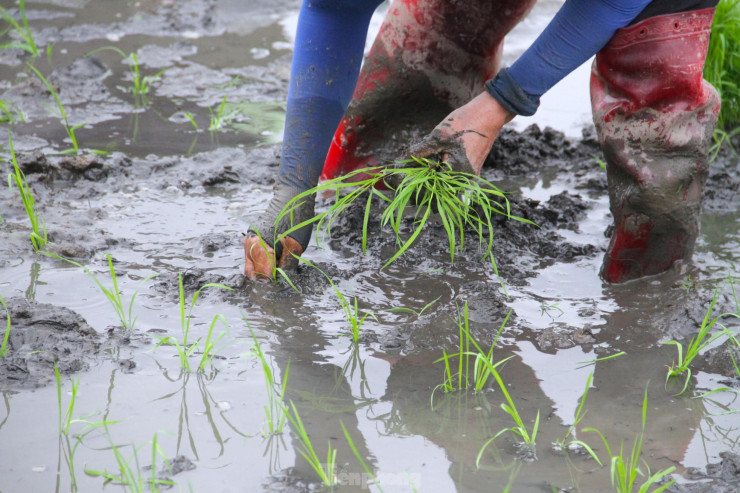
[590,9,720,284]
[321,0,536,181]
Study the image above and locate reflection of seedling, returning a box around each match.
[27,64,86,154]
[696,350,740,406]
[433,302,512,401]
[583,387,676,493]
[42,252,158,331]
[553,372,600,463]
[54,366,120,491]
[7,131,47,250]
[86,429,175,492]
[664,286,738,395]
[87,47,165,105]
[577,351,626,368]
[54,363,80,436]
[287,401,337,487]
[154,273,232,372]
[387,296,440,318]
[247,324,290,436]
[297,256,377,343]
[0,295,9,357]
[539,301,563,318]
[0,0,38,56]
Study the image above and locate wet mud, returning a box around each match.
[0,297,100,388]
[1,1,740,492]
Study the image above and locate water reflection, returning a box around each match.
[153,366,250,460]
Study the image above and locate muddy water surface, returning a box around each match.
[1,1,740,493]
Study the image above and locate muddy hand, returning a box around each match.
[243,235,303,280]
[391,91,516,185]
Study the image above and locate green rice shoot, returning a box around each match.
[705,0,740,129]
[42,252,158,331]
[247,324,290,436]
[277,158,534,283]
[664,283,739,395]
[154,272,232,373]
[7,130,47,251]
[583,387,676,493]
[86,46,166,106]
[0,295,9,357]
[0,0,38,56]
[286,400,337,487]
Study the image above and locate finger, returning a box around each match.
[245,237,275,280]
[277,237,304,270]
[408,138,443,161]
[243,237,257,279]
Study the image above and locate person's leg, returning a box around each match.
[591,3,720,284]
[322,0,537,180]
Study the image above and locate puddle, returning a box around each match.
[1,1,739,492]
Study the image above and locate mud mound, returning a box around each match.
[675,452,740,492]
[0,298,100,390]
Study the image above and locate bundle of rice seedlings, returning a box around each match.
[276,157,534,275]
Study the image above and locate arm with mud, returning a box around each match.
[244,0,383,279]
[413,0,655,173]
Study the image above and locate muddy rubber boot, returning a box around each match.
[590,9,720,284]
[321,0,536,181]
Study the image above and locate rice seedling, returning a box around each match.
[583,387,676,493]
[154,272,232,372]
[247,324,290,436]
[277,159,534,279]
[475,355,540,464]
[86,429,175,492]
[297,257,377,343]
[664,287,737,395]
[86,47,165,106]
[0,295,10,357]
[709,126,740,161]
[0,0,38,56]
[209,77,239,132]
[0,99,25,123]
[286,400,337,487]
[432,302,512,403]
[58,418,118,492]
[42,252,158,331]
[591,153,607,170]
[26,64,87,154]
[184,112,198,129]
[340,421,385,493]
[705,0,740,129]
[7,130,47,250]
[552,372,601,464]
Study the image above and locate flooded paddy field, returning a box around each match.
[0,1,739,492]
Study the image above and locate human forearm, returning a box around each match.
[486,0,654,115]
